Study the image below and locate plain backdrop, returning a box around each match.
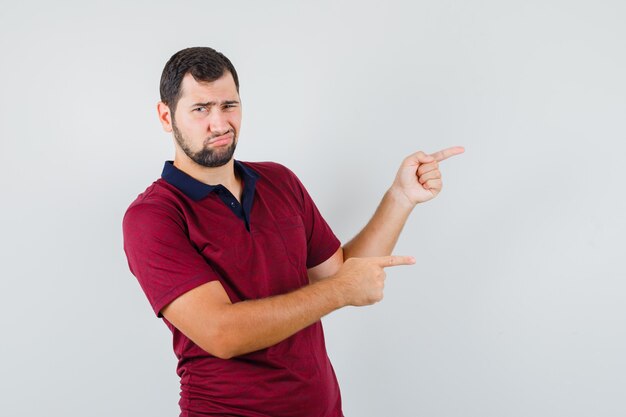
[1,1,625,416]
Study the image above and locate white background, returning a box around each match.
[1,1,625,416]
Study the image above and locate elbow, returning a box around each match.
[198,339,236,360]
[210,345,236,360]
[197,326,240,360]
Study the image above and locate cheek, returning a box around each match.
[178,120,210,140]
[229,114,242,131]
[186,115,211,130]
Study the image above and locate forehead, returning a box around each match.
[178,71,239,103]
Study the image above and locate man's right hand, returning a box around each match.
[332,255,416,307]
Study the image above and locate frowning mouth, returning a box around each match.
[207,132,234,147]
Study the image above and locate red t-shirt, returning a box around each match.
[123,160,343,417]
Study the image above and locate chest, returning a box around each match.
[185,189,308,302]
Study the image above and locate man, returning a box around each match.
[123,46,463,417]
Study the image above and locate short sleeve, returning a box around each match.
[122,202,221,317]
[286,170,341,269]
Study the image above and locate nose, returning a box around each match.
[207,110,231,137]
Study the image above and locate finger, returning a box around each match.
[418,170,441,184]
[417,161,439,176]
[424,178,442,191]
[373,255,416,268]
[429,146,465,162]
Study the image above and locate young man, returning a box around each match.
[123,47,463,417]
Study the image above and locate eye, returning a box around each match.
[193,107,207,112]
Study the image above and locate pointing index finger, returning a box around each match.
[429,146,465,162]
[375,255,416,268]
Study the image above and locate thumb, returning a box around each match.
[405,151,434,167]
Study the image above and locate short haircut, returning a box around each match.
[159,46,239,113]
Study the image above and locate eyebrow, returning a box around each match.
[190,100,240,108]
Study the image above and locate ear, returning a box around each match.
[157,101,173,132]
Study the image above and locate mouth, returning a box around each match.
[207,132,234,147]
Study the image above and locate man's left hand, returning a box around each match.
[390,146,465,206]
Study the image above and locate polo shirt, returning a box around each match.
[123,160,344,417]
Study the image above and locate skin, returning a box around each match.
[157,72,244,197]
[156,72,465,359]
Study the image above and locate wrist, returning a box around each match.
[387,185,418,211]
[315,273,349,309]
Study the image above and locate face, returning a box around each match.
[160,71,242,168]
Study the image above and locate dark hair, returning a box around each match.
[159,47,239,113]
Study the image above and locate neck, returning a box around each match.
[173,154,240,192]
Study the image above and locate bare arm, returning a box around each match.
[343,147,465,260]
[342,187,415,259]
[162,255,415,359]
[307,147,464,284]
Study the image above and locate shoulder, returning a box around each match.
[240,160,306,196]
[123,179,186,233]
[239,160,299,181]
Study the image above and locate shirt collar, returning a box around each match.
[161,160,259,201]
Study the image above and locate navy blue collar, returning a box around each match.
[161,160,259,201]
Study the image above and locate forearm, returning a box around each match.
[343,187,415,259]
[169,253,408,359]
[215,277,345,358]
[220,188,414,356]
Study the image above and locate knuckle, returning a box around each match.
[419,164,435,175]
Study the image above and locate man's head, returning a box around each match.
[160,47,239,114]
[157,47,241,168]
